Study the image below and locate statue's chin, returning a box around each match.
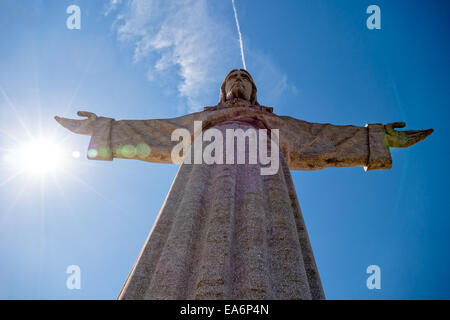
[227,87,250,101]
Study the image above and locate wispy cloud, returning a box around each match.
[108,0,297,113]
[104,0,122,16]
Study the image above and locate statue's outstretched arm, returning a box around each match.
[278,116,433,171]
[55,110,198,163]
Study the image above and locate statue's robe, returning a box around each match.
[87,106,392,300]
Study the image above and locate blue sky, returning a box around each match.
[0,0,448,299]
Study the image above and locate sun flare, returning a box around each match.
[5,138,66,176]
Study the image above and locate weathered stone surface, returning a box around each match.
[118,123,325,299]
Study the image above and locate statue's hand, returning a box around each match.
[384,122,434,148]
[54,111,97,136]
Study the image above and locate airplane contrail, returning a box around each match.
[231,0,247,70]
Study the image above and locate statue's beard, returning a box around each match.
[226,86,250,101]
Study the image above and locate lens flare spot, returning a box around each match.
[136,143,151,158]
[72,151,81,158]
[122,145,136,158]
[98,148,110,158]
[88,149,98,158]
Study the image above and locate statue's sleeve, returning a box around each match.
[279,116,392,171]
[87,114,196,163]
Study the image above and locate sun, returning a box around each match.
[6,138,66,176]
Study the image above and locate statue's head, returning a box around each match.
[219,69,259,106]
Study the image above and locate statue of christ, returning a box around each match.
[55,69,433,299]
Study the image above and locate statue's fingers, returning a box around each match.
[77,111,96,118]
[408,129,433,139]
[403,129,434,135]
[54,116,81,132]
[387,122,406,129]
[385,122,405,135]
[55,115,69,127]
[405,129,434,147]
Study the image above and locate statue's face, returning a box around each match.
[224,70,253,102]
